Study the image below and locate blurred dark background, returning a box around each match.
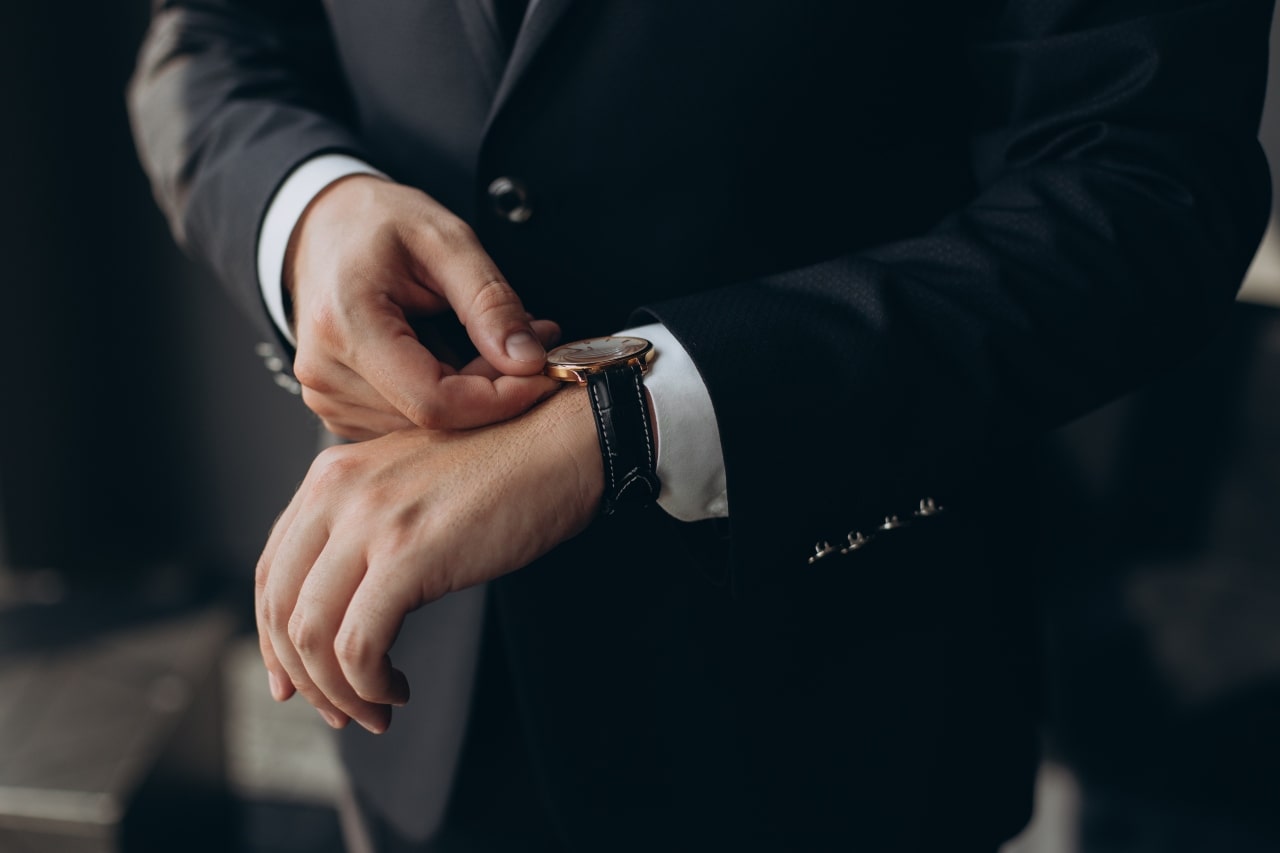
[0,7,329,851]
[2,4,1280,853]
[0,2,315,584]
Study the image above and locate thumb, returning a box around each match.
[465,278,548,374]
[458,319,561,380]
[407,221,547,376]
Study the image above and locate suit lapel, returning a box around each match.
[452,0,507,98]
[486,0,576,128]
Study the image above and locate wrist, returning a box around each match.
[533,386,606,521]
[285,173,389,301]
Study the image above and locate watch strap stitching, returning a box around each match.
[629,365,655,474]
[588,378,618,492]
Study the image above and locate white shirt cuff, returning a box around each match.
[256,154,387,347]
[621,323,729,521]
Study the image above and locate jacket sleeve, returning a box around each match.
[639,0,1274,580]
[127,0,368,340]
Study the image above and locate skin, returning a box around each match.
[286,174,562,439]
[258,175,609,733]
[256,386,603,733]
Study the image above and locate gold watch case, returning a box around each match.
[543,336,655,383]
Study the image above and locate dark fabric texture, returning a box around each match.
[128,0,1273,849]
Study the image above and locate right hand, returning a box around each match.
[255,385,603,733]
[286,175,561,439]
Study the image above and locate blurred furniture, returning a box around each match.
[0,587,235,853]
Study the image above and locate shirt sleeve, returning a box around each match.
[257,158,730,522]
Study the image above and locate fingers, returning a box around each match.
[303,391,416,441]
[257,501,304,703]
[347,322,559,428]
[257,509,405,732]
[530,318,562,350]
[344,323,448,426]
[401,221,547,378]
[259,629,295,702]
[258,535,414,733]
[255,445,413,734]
[290,540,394,733]
[458,319,561,380]
[289,178,564,434]
[337,561,417,708]
[258,499,352,729]
[418,317,561,424]
[297,317,561,436]
[423,373,565,428]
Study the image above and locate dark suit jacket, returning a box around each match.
[128,0,1272,849]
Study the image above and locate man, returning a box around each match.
[128,0,1273,849]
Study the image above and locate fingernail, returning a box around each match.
[268,671,286,701]
[505,331,545,363]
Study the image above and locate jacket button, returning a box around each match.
[488,176,533,223]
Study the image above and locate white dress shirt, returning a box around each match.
[257,154,728,521]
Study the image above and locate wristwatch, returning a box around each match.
[544,336,660,515]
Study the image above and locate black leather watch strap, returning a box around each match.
[586,362,660,515]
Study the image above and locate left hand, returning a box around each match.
[286,175,563,440]
[255,386,603,733]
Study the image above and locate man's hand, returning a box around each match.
[255,387,604,733]
[287,175,561,439]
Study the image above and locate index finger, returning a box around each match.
[401,221,547,378]
[354,322,560,429]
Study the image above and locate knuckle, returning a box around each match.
[409,213,476,261]
[314,444,356,476]
[446,219,478,246]
[287,610,324,655]
[335,626,377,673]
[292,357,332,393]
[258,596,285,632]
[422,215,473,248]
[310,303,346,350]
[403,397,446,429]
[470,278,521,319]
[412,217,448,250]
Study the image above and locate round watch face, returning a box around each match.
[544,336,654,382]
[546,336,651,367]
